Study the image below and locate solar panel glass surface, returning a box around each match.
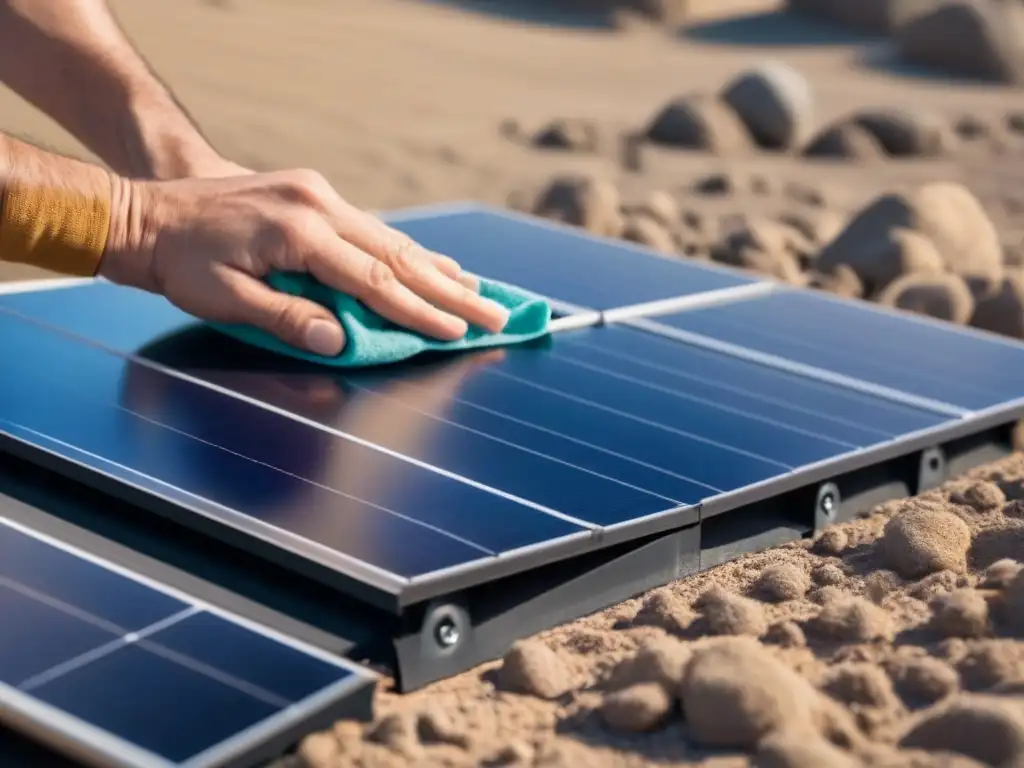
[0,518,372,767]
[648,289,1024,414]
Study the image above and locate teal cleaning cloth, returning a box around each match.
[209,271,552,367]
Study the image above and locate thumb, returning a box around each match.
[220,270,346,356]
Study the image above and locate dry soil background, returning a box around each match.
[5,0,1024,766]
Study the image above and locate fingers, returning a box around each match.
[297,221,471,341]
[218,269,347,356]
[319,196,507,332]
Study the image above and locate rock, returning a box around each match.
[897,1,1024,86]
[633,589,695,634]
[970,272,1024,339]
[803,120,885,161]
[366,712,421,757]
[417,710,472,749]
[954,114,992,141]
[679,637,825,748]
[778,209,846,247]
[533,174,623,237]
[498,117,524,142]
[637,190,678,227]
[952,481,1007,512]
[898,694,1024,766]
[881,505,972,579]
[600,682,673,732]
[809,584,847,605]
[812,563,846,587]
[981,559,1023,589]
[694,172,738,195]
[806,595,892,642]
[784,181,827,208]
[614,635,692,691]
[877,273,976,325]
[869,229,947,293]
[533,118,601,152]
[957,640,1024,690]
[764,621,807,648]
[497,639,573,699]
[753,564,811,602]
[866,570,904,604]
[753,729,860,768]
[808,265,864,299]
[298,732,340,768]
[886,656,961,708]
[620,0,690,25]
[814,527,849,556]
[909,570,968,602]
[696,585,769,637]
[818,183,1004,299]
[998,571,1024,637]
[786,0,941,35]
[822,663,900,709]
[622,215,676,253]
[719,61,814,151]
[645,93,753,154]
[723,246,804,284]
[932,589,991,639]
[852,108,953,158]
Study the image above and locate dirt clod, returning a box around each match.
[600,682,674,732]
[881,505,973,579]
[497,640,573,699]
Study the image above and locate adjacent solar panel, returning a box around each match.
[383,204,767,313]
[633,288,1024,416]
[0,515,374,768]
[0,277,965,605]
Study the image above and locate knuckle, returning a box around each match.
[364,260,396,294]
[269,297,308,339]
[283,168,331,206]
[384,235,421,275]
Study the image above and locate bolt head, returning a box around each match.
[435,619,460,648]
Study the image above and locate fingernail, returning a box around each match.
[305,320,344,356]
[490,304,510,331]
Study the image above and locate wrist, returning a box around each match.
[99,174,160,292]
[121,88,223,180]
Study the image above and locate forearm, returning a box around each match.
[0,0,222,179]
[0,131,136,280]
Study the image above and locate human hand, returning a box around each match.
[99,169,506,356]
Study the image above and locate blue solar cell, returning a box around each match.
[0,285,683,526]
[0,585,117,686]
[143,610,350,703]
[0,313,593,561]
[0,363,494,579]
[385,207,761,310]
[0,523,187,632]
[0,518,371,767]
[558,326,949,442]
[651,290,1024,413]
[31,642,282,763]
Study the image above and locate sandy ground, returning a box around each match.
[5,0,1024,765]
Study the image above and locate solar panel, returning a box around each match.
[631,287,1024,416]
[3,208,1024,693]
[0,514,374,767]
[383,203,770,315]
[0,277,967,599]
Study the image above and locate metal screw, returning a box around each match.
[435,618,460,649]
[820,493,835,518]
